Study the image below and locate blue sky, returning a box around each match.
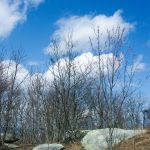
[0,0,150,99]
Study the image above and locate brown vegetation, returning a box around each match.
[5,128,150,150]
[12,141,83,150]
[111,128,150,150]
[0,30,146,150]
[64,141,83,150]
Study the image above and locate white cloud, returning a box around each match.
[0,0,44,38]
[30,0,44,6]
[1,60,29,86]
[44,10,134,55]
[43,52,122,83]
[0,53,121,88]
[28,60,40,66]
[29,72,47,90]
[127,55,146,73]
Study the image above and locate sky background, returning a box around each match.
[0,0,150,101]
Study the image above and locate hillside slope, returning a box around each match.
[5,128,150,150]
[112,128,150,150]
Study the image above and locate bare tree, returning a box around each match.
[45,35,93,141]
[0,50,27,148]
[89,27,143,150]
[0,28,146,149]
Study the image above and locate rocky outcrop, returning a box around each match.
[81,128,145,150]
[0,133,19,143]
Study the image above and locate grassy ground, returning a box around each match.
[7,128,150,150]
[15,141,83,150]
[14,145,34,150]
[111,128,150,150]
[64,141,83,150]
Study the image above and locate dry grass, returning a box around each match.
[9,129,150,150]
[14,141,83,150]
[15,145,34,150]
[64,141,83,150]
[111,128,150,150]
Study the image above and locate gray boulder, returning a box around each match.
[0,133,19,143]
[32,144,64,150]
[81,128,145,150]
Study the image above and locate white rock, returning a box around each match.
[81,128,145,150]
[32,144,64,150]
[4,143,19,148]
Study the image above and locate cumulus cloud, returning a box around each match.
[0,0,44,38]
[29,72,46,89]
[43,52,122,83]
[1,53,144,90]
[1,60,29,86]
[44,10,134,55]
[127,55,146,73]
